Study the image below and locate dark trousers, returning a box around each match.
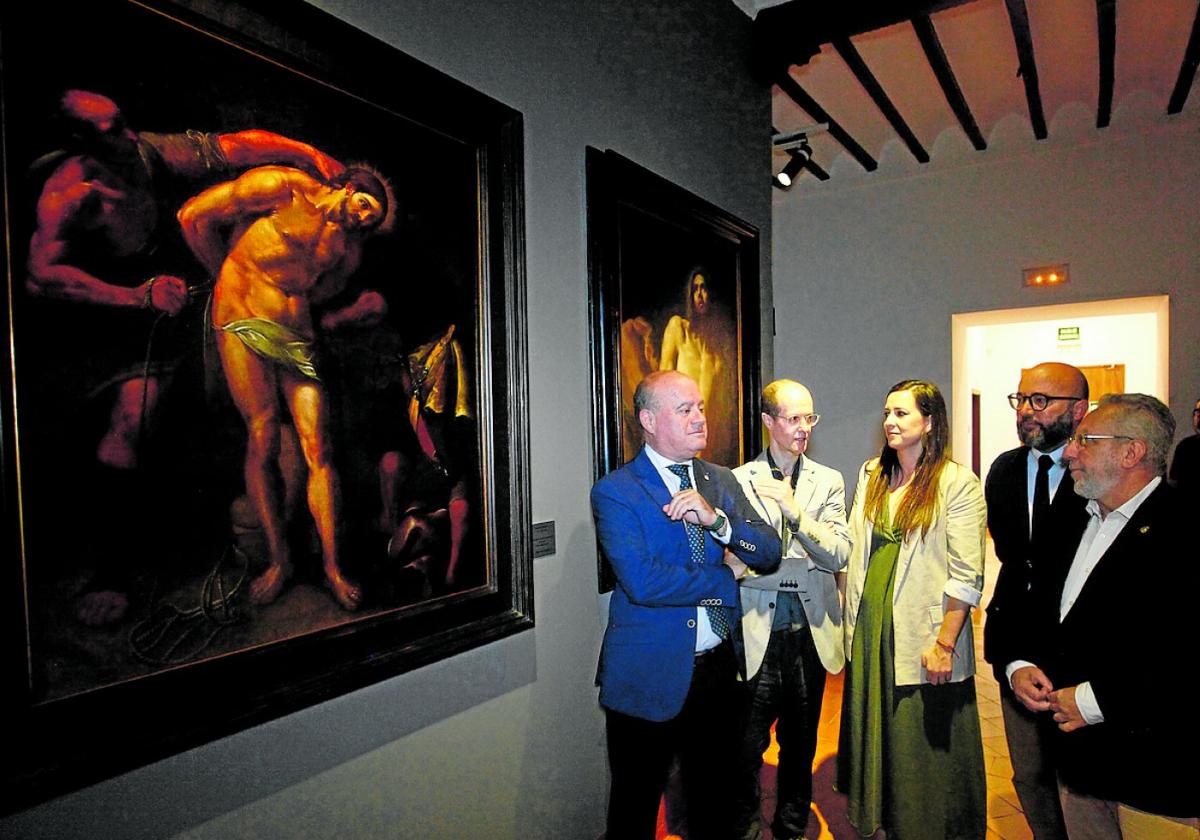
[605,641,741,840]
[1001,690,1069,840]
[734,625,826,840]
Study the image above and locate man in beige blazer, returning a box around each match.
[731,379,851,840]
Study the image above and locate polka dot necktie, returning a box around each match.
[667,463,730,640]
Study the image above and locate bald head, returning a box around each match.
[635,371,707,461]
[761,378,817,462]
[1015,362,1089,450]
[60,90,138,157]
[762,379,812,418]
[1027,362,1088,400]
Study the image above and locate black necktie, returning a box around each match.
[666,463,730,640]
[1030,454,1053,555]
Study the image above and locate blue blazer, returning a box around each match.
[592,450,780,722]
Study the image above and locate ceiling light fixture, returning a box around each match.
[773,143,810,189]
[772,122,829,190]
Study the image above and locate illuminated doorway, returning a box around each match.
[951,296,1168,483]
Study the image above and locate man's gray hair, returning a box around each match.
[633,375,659,415]
[1097,393,1176,474]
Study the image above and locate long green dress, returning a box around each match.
[836,503,986,840]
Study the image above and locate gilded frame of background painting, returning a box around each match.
[0,0,531,809]
[585,148,761,592]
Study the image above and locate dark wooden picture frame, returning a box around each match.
[1,0,531,810]
[585,148,761,592]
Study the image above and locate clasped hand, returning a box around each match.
[662,488,718,527]
[920,643,954,684]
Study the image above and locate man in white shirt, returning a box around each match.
[1006,394,1197,840]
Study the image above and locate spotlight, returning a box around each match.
[772,140,811,190]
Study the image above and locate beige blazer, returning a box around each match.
[843,458,985,686]
[733,453,851,679]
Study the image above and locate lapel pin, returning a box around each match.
[1139,525,1150,534]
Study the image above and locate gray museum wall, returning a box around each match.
[773,116,1200,488]
[0,1,771,838]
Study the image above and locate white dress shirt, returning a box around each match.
[1025,443,1068,535]
[644,444,733,652]
[1007,475,1162,724]
[1058,475,1161,723]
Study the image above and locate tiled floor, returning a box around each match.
[657,539,1034,840]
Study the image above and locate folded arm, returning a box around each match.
[592,481,739,607]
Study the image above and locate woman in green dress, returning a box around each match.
[837,380,987,839]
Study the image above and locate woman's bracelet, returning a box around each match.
[935,639,956,655]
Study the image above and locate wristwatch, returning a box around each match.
[704,513,727,532]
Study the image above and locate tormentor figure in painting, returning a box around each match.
[660,266,736,463]
[25,90,344,626]
[178,164,393,611]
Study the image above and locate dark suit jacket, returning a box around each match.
[592,450,780,722]
[983,445,1089,681]
[1017,481,1197,817]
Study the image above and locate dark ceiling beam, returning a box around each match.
[1002,0,1048,139]
[1096,0,1116,127]
[832,37,930,163]
[752,0,973,83]
[776,73,878,172]
[912,13,987,150]
[1167,1,1200,113]
[802,157,831,181]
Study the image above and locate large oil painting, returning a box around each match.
[1,0,531,808]
[586,148,761,591]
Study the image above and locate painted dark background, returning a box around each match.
[4,0,487,704]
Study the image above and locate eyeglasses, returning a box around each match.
[772,413,821,428]
[1066,432,1134,450]
[1007,392,1085,411]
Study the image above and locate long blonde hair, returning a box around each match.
[863,380,949,538]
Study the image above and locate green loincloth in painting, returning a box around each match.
[221,318,320,381]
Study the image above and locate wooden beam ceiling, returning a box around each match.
[1096,0,1116,128]
[1167,2,1200,114]
[912,13,987,150]
[776,73,878,172]
[1002,0,1047,140]
[832,36,930,163]
[752,0,972,83]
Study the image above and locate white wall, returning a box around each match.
[962,298,1167,484]
[773,115,1200,489]
[1,2,771,838]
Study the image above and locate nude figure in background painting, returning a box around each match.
[618,265,738,465]
[24,89,345,626]
[659,266,737,464]
[178,164,394,611]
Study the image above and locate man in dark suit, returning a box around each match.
[1167,395,1200,493]
[592,370,780,840]
[1009,394,1197,839]
[984,361,1089,840]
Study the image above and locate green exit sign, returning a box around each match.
[1058,326,1080,341]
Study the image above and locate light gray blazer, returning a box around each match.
[843,458,986,686]
[733,453,851,679]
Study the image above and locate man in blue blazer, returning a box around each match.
[593,370,780,840]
